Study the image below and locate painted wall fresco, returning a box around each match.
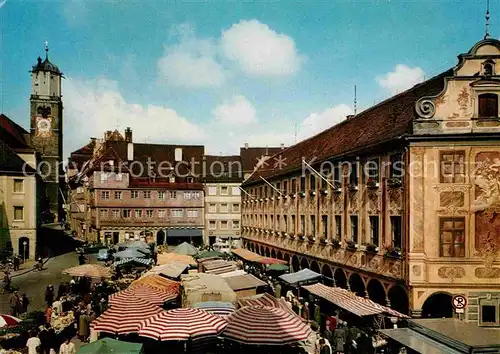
[474,151,500,254]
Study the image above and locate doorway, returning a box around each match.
[112,232,119,244]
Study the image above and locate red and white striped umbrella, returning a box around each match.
[91,298,162,334]
[138,308,227,341]
[0,315,21,328]
[109,284,177,306]
[223,306,312,345]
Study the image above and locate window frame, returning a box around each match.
[350,215,358,243]
[13,179,24,193]
[478,93,499,118]
[13,206,24,221]
[369,215,380,246]
[114,191,122,200]
[439,217,466,258]
[479,298,500,327]
[220,186,229,195]
[440,151,466,184]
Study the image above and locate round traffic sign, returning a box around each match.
[452,295,467,309]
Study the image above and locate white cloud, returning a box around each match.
[376,64,425,94]
[157,25,225,88]
[221,19,303,77]
[62,0,87,27]
[63,77,206,157]
[212,95,256,125]
[298,104,352,140]
[0,0,8,9]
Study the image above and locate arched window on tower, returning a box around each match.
[478,93,499,118]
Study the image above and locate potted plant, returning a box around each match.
[306,234,315,242]
[319,236,328,244]
[348,184,358,191]
[384,246,403,259]
[387,177,402,187]
[320,188,329,195]
[365,243,379,254]
[333,183,342,193]
[331,238,341,248]
[297,233,305,240]
[346,240,358,251]
[366,178,379,189]
[289,193,296,198]
[309,190,316,197]
[298,191,306,198]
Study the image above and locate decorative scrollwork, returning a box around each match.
[415,98,436,119]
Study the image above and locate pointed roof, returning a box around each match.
[0,140,36,176]
[0,114,32,151]
[31,56,62,75]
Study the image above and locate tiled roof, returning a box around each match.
[243,69,453,185]
[0,114,31,151]
[240,147,285,173]
[202,155,243,182]
[0,140,36,175]
[68,140,95,170]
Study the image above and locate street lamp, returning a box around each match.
[23,241,27,262]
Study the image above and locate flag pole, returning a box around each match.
[259,176,283,196]
[302,158,337,189]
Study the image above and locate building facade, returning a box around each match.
[68,129,205,245]
[0,141,38,260]
[241,39,500,325]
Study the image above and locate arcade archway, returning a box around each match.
[388,286,409,315]
[334,268,348,289]
[277,251,283,260]
[321,264,334,286]
[300,257,309,270]
[291,255,300,272]
[349,273,365,296]
[422,293,453,318]
[310,260,320,274]
[367,279,386,306]
[271,249,276,259]
[156,230,165,245]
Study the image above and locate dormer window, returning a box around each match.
[478,93,498,118]
[483,59,495,76]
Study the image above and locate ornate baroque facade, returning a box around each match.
[241,39,500,324]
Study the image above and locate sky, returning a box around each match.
[0,0,498,158]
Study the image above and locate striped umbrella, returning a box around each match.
[192,301,235,317]
[138,308,227,341]
[91,299,162,334]
[109,285,177,306]
[223,306,312,345]
[131,274,180,293]
[0,315,21,328]
[237,293,298,318]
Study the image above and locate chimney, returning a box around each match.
[127,142,134,161]
[244,143,249,149]
[346,115,354,120]
[125,127,132,143]
[174,148,183,162]
[104,130,112,141]
[280,143,285,150]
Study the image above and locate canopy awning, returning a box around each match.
[224,274,267,291]
[302,283,409,318]
[143,262,188,279]
[172,242,199,256]
[219,270,247,278]
[77,338,144,354]
[379,328,462,354]
[279,268,321,285]
[113,258,153,267]
[232,248,287,264]
[202,260,238,275]
[237,293,299,319]
[166,229,203,238]
[115,249,147,259]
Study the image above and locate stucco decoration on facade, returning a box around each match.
[410,147,425,251]
[437,266,466,279]
[475,267,500,278]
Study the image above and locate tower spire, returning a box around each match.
[354,85,357,115]
[484,0,491,39]
[44,40,49,59]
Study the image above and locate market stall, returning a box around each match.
[172,242,199,256]
[200,259,238,275]
[181,273,237,307]
[224,274,267,298]
[77,337,145,354]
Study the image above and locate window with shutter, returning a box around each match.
[478,93,498,118]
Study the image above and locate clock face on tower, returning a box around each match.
[36,117,52,137]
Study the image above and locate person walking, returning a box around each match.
[78,311,90,342]
[13,256,20,271]
[25,331,41,354]
[8,292,18,316]
[58,338,75,354]
[45,286,54,307]
[21,293,30,314]
[333,323,346,354]
[319,338,332,354]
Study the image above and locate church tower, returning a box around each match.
[29,43,64,222]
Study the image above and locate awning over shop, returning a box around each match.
[279,268,321,285]
[114,258,153,267]
[379,328,462,354]
[224,274,267,291]
[166,229,203,238]
[302,283,409,318]
[202,260,238,275]
[219,270,247,278]
[232,248,287,264]
[143,262,188,279]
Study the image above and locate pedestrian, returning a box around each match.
[21,293,30,314]
[78,311,90,342]
[58,338,75,354]
[78,253,86,266]
[9,291,19,316]
[25,330,41,354]
[45,307,52,325]
[13,256,20,271]
[52,297,63,316]
[333,323,346,354]
[319,338,332,354]
[38,325,50,354]
[3,271,11,291]
[45,286,54,307]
